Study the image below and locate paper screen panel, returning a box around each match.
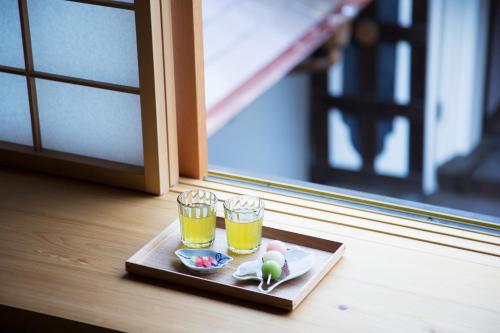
[28,0,139,87]
[0,73,33,146]
[36,79,144,166]
[0,0,25,68]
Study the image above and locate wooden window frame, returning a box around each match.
[0,0,175,194]
[170,0,208,180]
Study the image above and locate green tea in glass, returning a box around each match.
[224,195,264,254]
[177,190,217,248]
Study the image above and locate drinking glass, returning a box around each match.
[224,195,264,254]
[177,190,217,248]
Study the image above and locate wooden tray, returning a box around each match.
[126,217,345,311]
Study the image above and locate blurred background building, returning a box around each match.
[204,0,500,218]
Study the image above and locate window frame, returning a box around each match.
[170,0,208,180]
[0,0,175,194]
[205,168,500,234]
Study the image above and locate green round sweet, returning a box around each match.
[261,260,282,280]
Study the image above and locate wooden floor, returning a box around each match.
[0,167,499,332]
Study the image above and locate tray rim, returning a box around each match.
[126,218,346,310]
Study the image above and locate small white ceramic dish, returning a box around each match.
[232,246,314,293]
[175,248,233,274]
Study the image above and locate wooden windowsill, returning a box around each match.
[0,167,499,332]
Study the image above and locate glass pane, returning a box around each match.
[28,0,139,87]
[0,0,25,68]
[328,56,344,97]
[0,73,32,146]
[374,116,409,177]
[36,79,143,166]
[394,41,411,105]
[328,109,362,171]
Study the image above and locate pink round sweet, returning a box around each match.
[266,240,287,255]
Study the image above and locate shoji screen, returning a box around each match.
[0,0,169,194]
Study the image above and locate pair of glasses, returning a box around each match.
[177,190,264,254]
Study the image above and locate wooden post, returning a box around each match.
[136,0,169,194]
[171,0,208,179]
